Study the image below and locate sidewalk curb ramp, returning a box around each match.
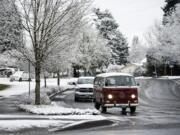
[49,119,114,132]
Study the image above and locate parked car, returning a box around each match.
[10,71,31,82]
[93,72,139,114]
[74,76,95,102]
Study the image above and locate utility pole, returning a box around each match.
[28,60,31,97]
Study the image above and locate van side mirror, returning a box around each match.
[68,82,76,85]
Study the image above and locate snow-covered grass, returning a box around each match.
[18,83,76,105]
[135,76,180,80]
[135,76,153,79]
[19,91,51,105]
[0,120,70,132]
[0,114,106,132]
[0,114,106,120]
[18,102,100,115]
[157,76,180,80]
[0,77,77,97]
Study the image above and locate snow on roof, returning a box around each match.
[96,72,133,78]
[12,71,24,77]
[78,76,95,79]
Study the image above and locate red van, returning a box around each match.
[93,73,138,114]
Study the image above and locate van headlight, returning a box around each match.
[108,94,113,99]
[131,94,136,99]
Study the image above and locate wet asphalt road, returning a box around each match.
[1,78,180,135]
[53,78,180,134]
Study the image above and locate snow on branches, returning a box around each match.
[146,4,180,65]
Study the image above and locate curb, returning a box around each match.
[49,119,114,132]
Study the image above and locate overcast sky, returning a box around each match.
[93,0,165,43]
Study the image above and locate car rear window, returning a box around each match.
[105,76,136,86]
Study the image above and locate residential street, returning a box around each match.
[0,78,180,134]
[1,0,180,134]
[53,78,180,134]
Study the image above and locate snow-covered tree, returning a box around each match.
[164,4,180,63]
[0,52,17,67]
[44,43,74,86]
[146,4,180,75]
[0,0,22,53]
[73,25,111,75]
[163,0,180,16]
[129,36,147,63]
[10,0,91,105]
[94,8,129,65]
[147,5,180,64]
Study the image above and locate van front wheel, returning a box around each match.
[94,102,100,110]
[100,105,107,113]
[130,106,136,113]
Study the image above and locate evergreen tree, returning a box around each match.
[0,0,22,53]
[163,0,180,23]
[94,8,129,65]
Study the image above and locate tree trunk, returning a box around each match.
[44,76,47,88]
[35,63,41,105]
[57,70,60,86]
[164,63,167,75]
[84,68,87,76]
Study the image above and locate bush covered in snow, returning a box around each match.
[19,92,51,105]
[106,64,124,73]
[18,102,100,115]
[19,87,55,105]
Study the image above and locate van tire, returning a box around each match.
[130,106,136,113]
[94,102,100,110]
[101,105,107,113]
[122,108,127,115]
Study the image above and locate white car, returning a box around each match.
[74,77,95,102]
[10,71,31,82]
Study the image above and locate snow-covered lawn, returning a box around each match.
[0,77,77,97]
[18,102,100,115]
[135,76,153,79]
[135,76,180,80]
[157,76,180,79]
[0,114,106,120]
[0,120,71,132]
[0,115,106,132]
[0,114,105,132]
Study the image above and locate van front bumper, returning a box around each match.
[104,103,138,107]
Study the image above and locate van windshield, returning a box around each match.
[105,76,136,86]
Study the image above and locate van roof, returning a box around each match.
[96,72,133,78]
[78,76,95,79]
